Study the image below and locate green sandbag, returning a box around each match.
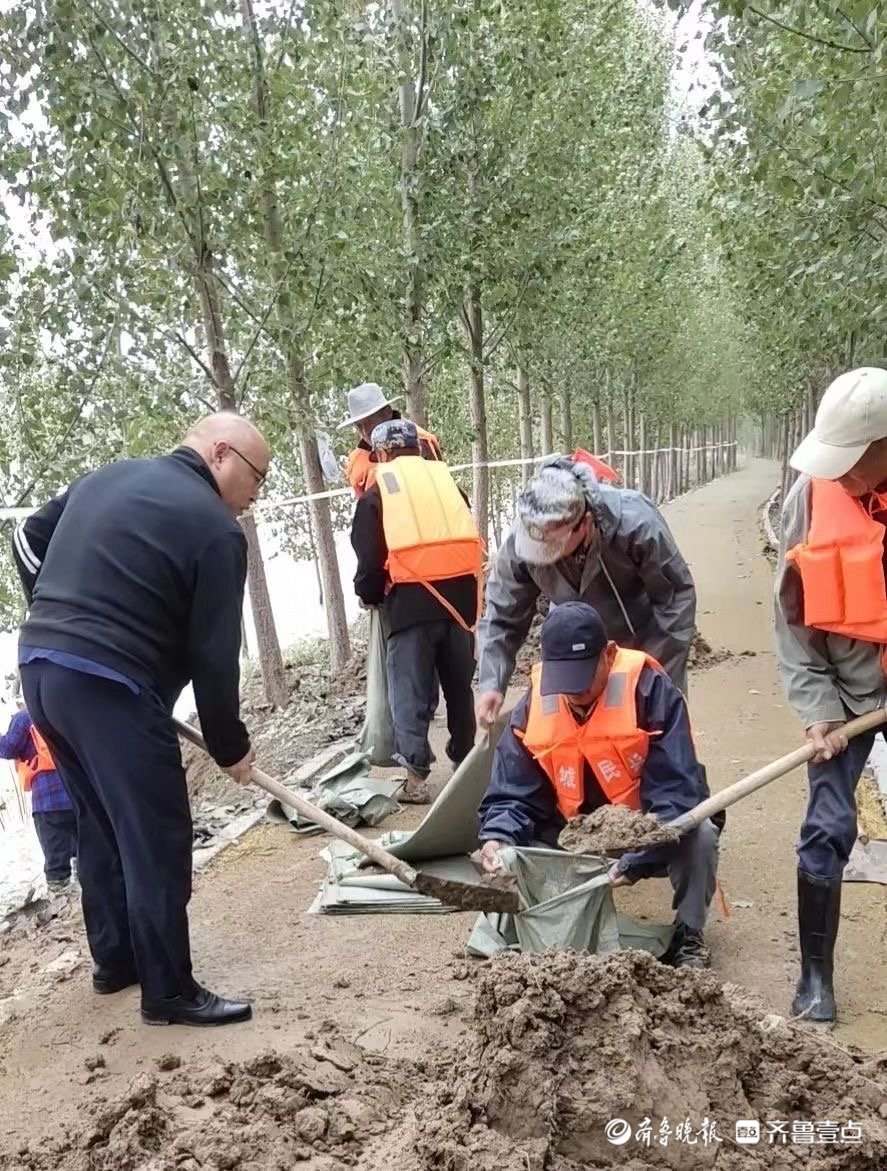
[467,846,673,958]
[357,608,398,767]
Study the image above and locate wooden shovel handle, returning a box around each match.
[173,718,420,888]
[668,707,887,835]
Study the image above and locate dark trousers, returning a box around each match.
[800,727,878,878]
[386,620,476,779]
[33,810,78,883]
[649,820,720,931]
[21,662,194,1000]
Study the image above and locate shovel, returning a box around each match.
[603,707,887,856]
[173,718,519,914]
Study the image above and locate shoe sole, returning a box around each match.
[93,981,139,995]
[141,1009,253,1027]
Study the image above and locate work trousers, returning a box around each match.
[33,810,79,883]
[641,819,720,931]
[386,620,476,780]
[21,662,194,1000]
[799,726,878,878]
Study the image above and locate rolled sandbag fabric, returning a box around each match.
[357,608,398,767]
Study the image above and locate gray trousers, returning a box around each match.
[386,620,476,779]
[652,818,720,931]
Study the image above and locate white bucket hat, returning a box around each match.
[791,367,887,479]
[338,382,401,429]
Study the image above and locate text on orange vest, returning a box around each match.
[515,648,662,820]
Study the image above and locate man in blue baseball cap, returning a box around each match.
[477,601,721,968]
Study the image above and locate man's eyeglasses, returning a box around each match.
[228,444,267,487]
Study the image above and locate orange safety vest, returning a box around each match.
[515,648,661,819]
[785,478,887,645]
[15,725,55,794]
[346,426,443,498]
[376,455,484,633]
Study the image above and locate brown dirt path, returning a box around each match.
[1,457,885,1160]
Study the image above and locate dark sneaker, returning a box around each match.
[663,924,711,970]
[141,984,252,1027]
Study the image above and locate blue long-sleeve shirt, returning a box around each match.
[477,664,711,881]
[0,710,73,814]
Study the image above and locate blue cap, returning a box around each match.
[540,602,608,696]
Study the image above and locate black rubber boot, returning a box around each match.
[141,984,252,1027]
[791,869,841,1023]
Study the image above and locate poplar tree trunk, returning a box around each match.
[517,363,533,486]
[242,0,350,673]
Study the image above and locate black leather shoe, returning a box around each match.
[93,965,139,994]
[791,869,841,1023]
[141,984,252,1027]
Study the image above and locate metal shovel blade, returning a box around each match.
[413,871,520,914]
[843,836,887,884]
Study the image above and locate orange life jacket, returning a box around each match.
[515,648,661,819]
[346,426,443,498]
[376,455,484,633]
[785,478,887,645]
[15,724,55,794]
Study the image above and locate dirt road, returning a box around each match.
[2,457,886,1156]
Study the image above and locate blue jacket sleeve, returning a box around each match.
[0,711,34,762]
[476,692,563,846]
[615,665,706,880]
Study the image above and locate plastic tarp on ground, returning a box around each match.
[266,750,401,835]
[356,609,398,767]
[375,714,509,863]
[310,721,675,960]
[308,841,480,915]
[308,721,508,915]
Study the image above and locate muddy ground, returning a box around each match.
[6,952,887,1170]
[2,460,887,1167]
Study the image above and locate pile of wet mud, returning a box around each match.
[9,953,887,1171]
[5,1039,404,1171]
[560,805,680,854]
[361,950,887,1170]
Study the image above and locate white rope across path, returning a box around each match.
[0,441,738,521]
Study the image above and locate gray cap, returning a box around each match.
[370,418,420,452]
[514,465,587,565]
